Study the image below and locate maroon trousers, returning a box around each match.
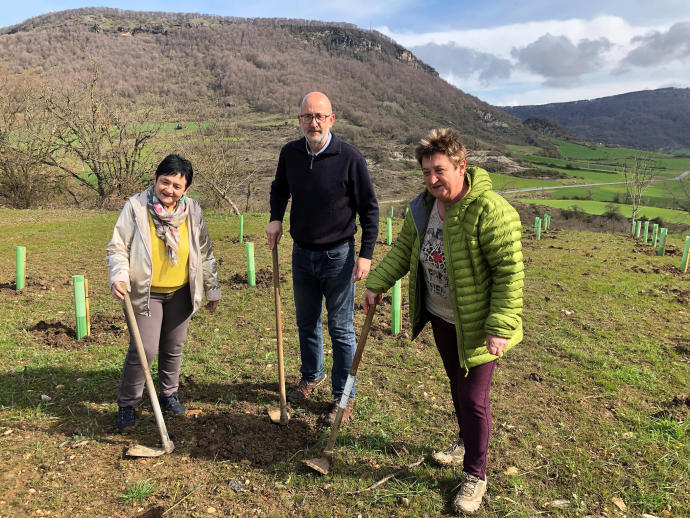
[429,314,496,480]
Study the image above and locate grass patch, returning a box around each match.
[514,198,690,224]
[0,210,688,516]
[120,481,156,502]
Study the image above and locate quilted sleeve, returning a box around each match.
[477,194,524,338]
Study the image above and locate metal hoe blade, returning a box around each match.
[126,444,170,457]
[267,406,290,425]
[302,454,331,475]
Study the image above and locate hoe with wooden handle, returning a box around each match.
[268,246,290,425]
[303,302,377,474]
[122,292,175,457]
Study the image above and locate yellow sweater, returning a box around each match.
[149,213,190,293]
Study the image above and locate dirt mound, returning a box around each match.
[653,393,690,422]
[28,320,77,348]
[629,264,684,276]
[224,267,284,289]
[632,244,659,256]
[220,234,260,244]
[27,313,126,348]
[170,409,320,465]
[0,277,52,293]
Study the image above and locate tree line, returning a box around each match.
[0,66,252,211]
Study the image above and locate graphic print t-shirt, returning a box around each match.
[419,200,454,323]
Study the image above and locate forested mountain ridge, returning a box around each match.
[0,7,541,150]
[502,88,690,153]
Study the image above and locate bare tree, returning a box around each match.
[0,75,59,208]
[621,153,655,220]
[182,124,255,213]
[42,64,161,206]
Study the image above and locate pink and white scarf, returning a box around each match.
[147,187,189,266]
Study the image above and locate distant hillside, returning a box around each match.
[502,88,690,153]
[522,116,575,140]
[0,7,542,151]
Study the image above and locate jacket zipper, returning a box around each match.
[442,210,468,376]
[135,210,153,317]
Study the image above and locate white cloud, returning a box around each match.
[380,15,689,105]
[378,16,658,58]
[511,34,613,86]
[620,21,690,68]
[409,42,512,85]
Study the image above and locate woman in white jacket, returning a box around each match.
[107,154,221,432]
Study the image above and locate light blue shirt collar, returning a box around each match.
[305,132,332,157]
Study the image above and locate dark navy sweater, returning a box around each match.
[269,133,379,259]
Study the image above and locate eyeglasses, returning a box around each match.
[298,113,331,123]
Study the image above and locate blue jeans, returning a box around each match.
[292,240,357,400]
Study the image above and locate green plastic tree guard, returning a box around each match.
[544,214,550,230]
[635,220,642,238]
[657,228,667,256]
[386,217,392,245]
[392,279,401,335]
[680,236,690,272]
[643,221,649,243]
[390,206,394,219]
[245,242,255,286]
[16,246,25,291]
[72,275,87,340]
[630,219,635,235]
[534,217,541,240]
[238,214,244,243]
[652,224,659,248]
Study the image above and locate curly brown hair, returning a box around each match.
[414,128,467,167]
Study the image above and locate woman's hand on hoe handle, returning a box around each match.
[111,281,130,300]
[363,289,381,315]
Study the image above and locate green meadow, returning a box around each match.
[1,209,688,517]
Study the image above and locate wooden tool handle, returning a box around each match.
[123,293,174,453]
[272,246,288,424]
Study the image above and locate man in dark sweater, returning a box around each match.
[266,91,379,423]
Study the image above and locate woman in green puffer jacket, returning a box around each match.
[363,128,523,515]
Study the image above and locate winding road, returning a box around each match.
[499,170,690,194]
[379,171,690,204]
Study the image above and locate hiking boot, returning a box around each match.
[117,406,135,432]
[432,438,465,467]
[453,472,487,515]
[324,398,354,424]
[158,392,185,415]
[287,374,327,402]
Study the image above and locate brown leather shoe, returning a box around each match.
[324,398,354,424]
[286,374,327,402]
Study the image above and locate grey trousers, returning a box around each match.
[117,285,193,407]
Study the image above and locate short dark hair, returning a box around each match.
[414,128,467,167]
[155,154,193,188]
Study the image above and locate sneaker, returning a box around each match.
[158,392,185,415]
[432,439,465,467]
[453,472,487,515]
[286,374,327,402]
[324,398,354,424]
[117,406,135,432]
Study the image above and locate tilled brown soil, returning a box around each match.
[27,313,127,349]
[223,267,285,289]
[0,277,53,293]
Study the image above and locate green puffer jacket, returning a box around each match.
[366,166,524,371]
